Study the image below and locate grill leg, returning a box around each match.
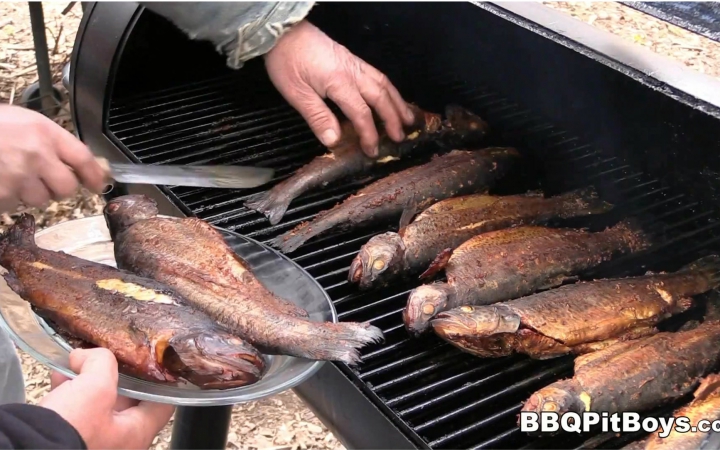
[169,406,233,450]
[28,2,57,117]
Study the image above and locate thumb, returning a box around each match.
[69,347,120,389]
[283,87,342,148]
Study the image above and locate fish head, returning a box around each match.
[403,284,452,336]
[163,331,266,389]
[349,233,406,289]
[431,305,521,338]
[521,384,586,417]
[103,195,160,240]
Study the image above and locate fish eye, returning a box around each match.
[460,305,474,313]
[107,202,121,212]
[372,259,386,271]
[422,303,435,315]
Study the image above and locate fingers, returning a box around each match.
[18,177,51,208]
[356,64,413,141]
[327,83,379,157]
[39,155,80,200]
[118,401,176,448]
[50,370,71,391]
[114,395,140,412]
[281,85,342,149]
[51,128,107,194]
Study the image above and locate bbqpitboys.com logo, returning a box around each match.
[520,411,720,436]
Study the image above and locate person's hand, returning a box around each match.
[0,104,107,213]
[264,20,415,158]
[40,348,175,450]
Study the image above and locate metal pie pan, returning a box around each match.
[0,215,335,406]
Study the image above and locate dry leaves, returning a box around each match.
[3,1,720,449]
[543,2,720,80]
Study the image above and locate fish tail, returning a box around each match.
[680,254,720,288]
[244,190,292,226]
[291,322,384,366]
[606,218,652,252]
[0,214,36,255]
[270,214,339,253]
[556,186,614,217]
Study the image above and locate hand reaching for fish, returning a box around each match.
[264,20,415,157]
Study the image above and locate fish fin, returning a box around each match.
[2,271,23,296]
[296,322,384,366]
[693,373,720,402]
[399,192,418,230]
[537,275,578,291]
[556,186,614,217]
[679,254,720,288]
[244,190,292,226]
[0,214,36,256]
[419,248,453,281]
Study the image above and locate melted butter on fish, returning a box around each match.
[377,156,401,164]
[29,262,177,304]
[95,279,177,305]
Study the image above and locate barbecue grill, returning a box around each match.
[68,2,720,449]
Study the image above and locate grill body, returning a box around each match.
[70,2,720,449]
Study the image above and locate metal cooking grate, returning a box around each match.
[106,49,720,449]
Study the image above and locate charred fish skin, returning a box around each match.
[105,195,309,320]
[104,195,384,366]
[520,320,720,421]
[431,255,720,359]
[404,220,650,336]
[625,374,720,450]
[244,104,488,226]
[271,147,522,254]
[349,187,613,290]
[0,214,265,389]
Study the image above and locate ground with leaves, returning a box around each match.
[1,2,718,449]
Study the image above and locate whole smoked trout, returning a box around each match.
[623,374,720,450]
[432,255,720,359]
[349,187,613,290]
[244,104,490,225]
[0,214,265,389]
[271,147,521,254]
[403,222,650,335]
[104,195,383,365]
[520,320,720,420]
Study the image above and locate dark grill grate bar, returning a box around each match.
[107,50,720,448]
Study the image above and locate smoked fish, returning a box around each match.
[103,195,383,365]
[244,104,490,225]
[270,147,521,254]
[0,214,265,389]
[623,374,720,450]
[431,255,720,359]
[403,221,650,335]
[520,320,720,419]
[349,187,613,290]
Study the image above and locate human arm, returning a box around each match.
[139,2,414,157]
[0,403,87,449]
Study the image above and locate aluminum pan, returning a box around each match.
[0,215,336,406]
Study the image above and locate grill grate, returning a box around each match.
[105,43,720,450]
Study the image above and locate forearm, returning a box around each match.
[0,404,86,449]
[140,2,315,69]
